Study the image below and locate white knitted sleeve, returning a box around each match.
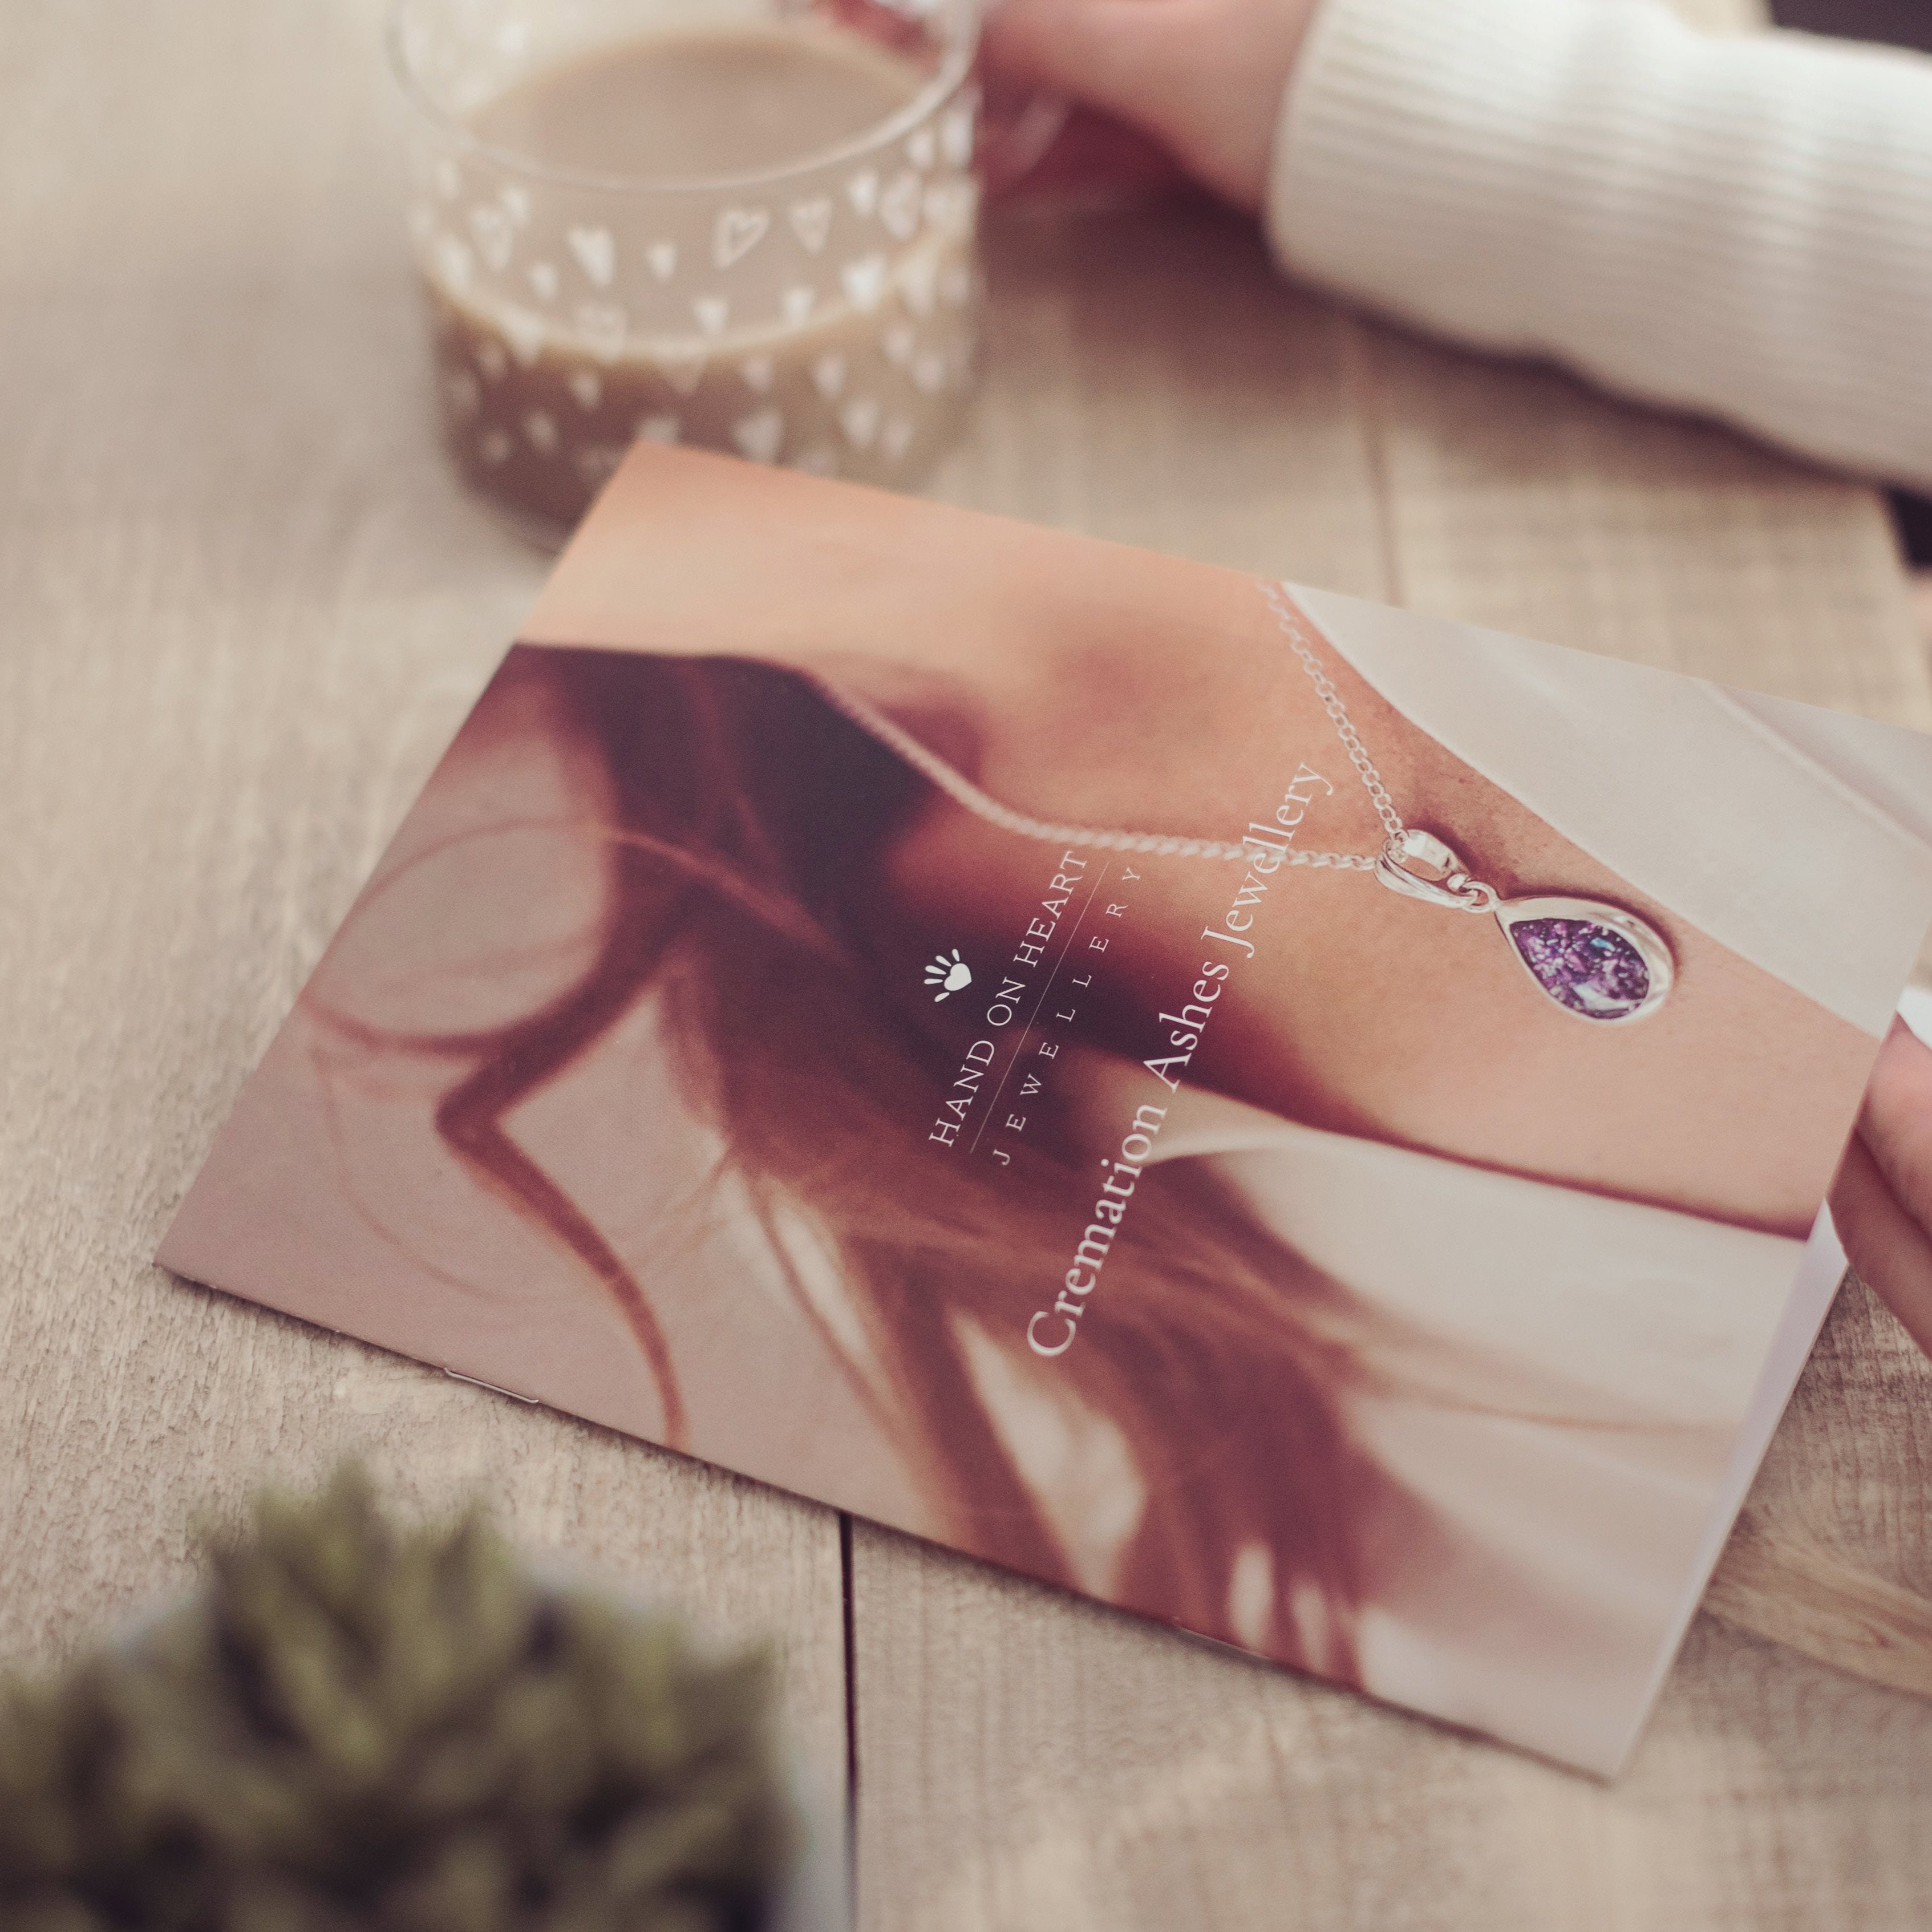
[1266,0,1932,491]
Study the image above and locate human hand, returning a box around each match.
[1829,1017,1932,1360]
[980,0,1327,210]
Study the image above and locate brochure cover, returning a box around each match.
[161,445,1932,1774]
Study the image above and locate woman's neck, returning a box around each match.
[856,601,1866,1238]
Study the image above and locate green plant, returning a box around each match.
[0,1469,792,1931]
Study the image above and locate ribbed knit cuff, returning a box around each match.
[1265,0,1932,490]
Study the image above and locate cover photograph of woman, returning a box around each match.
[160,446,1932,1774]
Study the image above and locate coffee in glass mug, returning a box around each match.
[390,0,983,542]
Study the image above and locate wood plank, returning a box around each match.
[929,204,1390,597]
[856,204,1932,1929]
[853,1524,1932,1932]
[1356,322,1932,726]
[0,0,850,1878]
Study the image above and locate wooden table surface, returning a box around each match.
[5,3,1931,1927]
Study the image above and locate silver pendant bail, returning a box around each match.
[1373,829,1500,913]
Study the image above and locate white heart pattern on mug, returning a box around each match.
[499,309,547,367]
[879,172,921,241]
[845,169,879,217]
[469,205,513,272]
[574,301,627,362]
[906,125,937,170]
[568,226,616,287]
[528,261,559,303]
[635,412,681,444]
[939,106,974,168]
[500,183,532,227]
[433,234,474,292]
[714,205,770,270]
[788,198,833,253]
[646,240,678,282]
[444,370,480,418]
[568,368,603,411]
[881,415,917,462]
[654,346,708,396]
[574,444,625,485]
[692,295,730,338]
[924,179,979,238]
[812,353,847,399]
[841,395,881,448]
[781,285,817,326]
[523,408,558,453]
[897,251,939,318]
[842,256,888,313]
[739,355,775,392]
[733,407,784,463]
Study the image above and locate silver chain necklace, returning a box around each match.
[813,578,1674,1024]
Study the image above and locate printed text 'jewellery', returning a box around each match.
[811,580,1674,1024]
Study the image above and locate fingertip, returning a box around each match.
[1833,1131,1932,1359]
[978,0,1093,91]
[1865,1014,1932,1126]
[979,0,1172,114]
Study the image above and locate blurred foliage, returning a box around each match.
[0,1469,792,1932]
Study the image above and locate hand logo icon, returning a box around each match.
[925,949,971,1001]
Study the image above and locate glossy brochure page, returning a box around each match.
[161,444,1932,1774]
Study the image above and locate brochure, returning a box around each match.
[161,445,1932,1773]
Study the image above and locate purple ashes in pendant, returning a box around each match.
[1507,917,1652,1020]
[1362,824,1671,1026]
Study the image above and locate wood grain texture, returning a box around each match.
[1354,324,1932,726]
[857,203,1932,1930]
[0,0,848,1884]
[1704,1506,1932,1700]
[852,1526,1932,1932]
[9,1,1932,1929]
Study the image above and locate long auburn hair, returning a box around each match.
[310,643,1396,1682]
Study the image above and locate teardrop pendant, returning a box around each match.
[1373,829,1673,1024]
[1495,898,1673,1024]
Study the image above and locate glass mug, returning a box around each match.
[389,0,985,542]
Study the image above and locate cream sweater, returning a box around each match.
[1266,0,1932,492]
